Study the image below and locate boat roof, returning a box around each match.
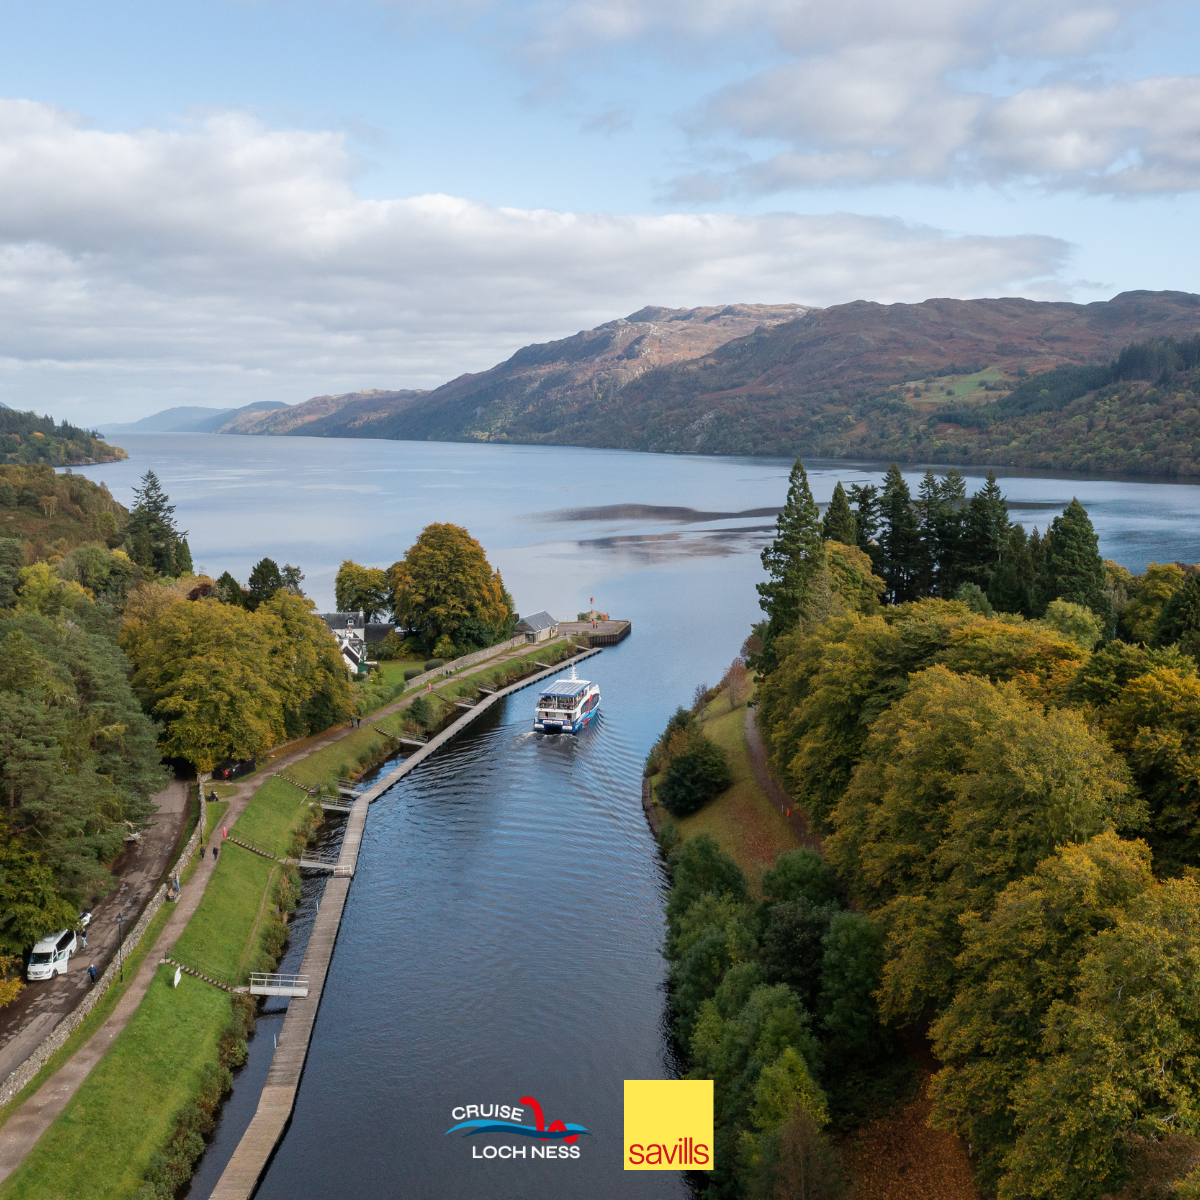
[540,679,591,697]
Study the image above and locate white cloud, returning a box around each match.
[0,99,1068,422]
[421,0,1200,195]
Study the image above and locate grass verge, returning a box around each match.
[651,694,798,893]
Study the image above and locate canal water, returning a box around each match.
[74,436,1200,1197]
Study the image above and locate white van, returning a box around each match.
[27,930,77,981]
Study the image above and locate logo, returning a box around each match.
[445,1094,589,1160]
[624,1079,713,1171]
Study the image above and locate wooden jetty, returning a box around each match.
[210,647,603,1200]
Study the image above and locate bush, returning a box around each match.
[657,729,732,816]
[762,848,840,907]
[373,632,406,660]
[423,658,445,671]
[644,706,696,777]
[403,666,425,681]
[409,695,436,730]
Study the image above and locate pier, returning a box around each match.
[210,647,603,1199]
[558,618,631,647]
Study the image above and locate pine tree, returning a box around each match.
[246,557,284,611]
[124,469,189,577]
[214,571,246,607]
[933,470,967,595]
[847,483,879,558]
[822,482,857,544]
[961,471,1010,590]
[877,465,921,604]
[758,457,825,668]
[987,524,1037,616]
[916,470,942,596]
[1037,498,1112,625]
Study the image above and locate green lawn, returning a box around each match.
[0,969,230,1200]
[656,694,798,894]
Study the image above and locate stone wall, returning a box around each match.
[399,633,556,694]
[0,788,208,1109]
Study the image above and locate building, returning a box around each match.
[515,610,559,643]
[319,612,383,676]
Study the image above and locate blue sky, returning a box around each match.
[1,0,1198,422]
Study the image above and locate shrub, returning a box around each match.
[657,729,732,816]
[423,658,445,671]
[761,848,840,907]
[644,706,696,777]
[409,695,436,729]
[403,666,425,681]
[373,631,405,660]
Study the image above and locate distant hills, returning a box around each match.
[1,408,125,466]
[109,290,1200,474]
[101,401,290,436]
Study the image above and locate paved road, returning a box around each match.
[0,780,190,1089]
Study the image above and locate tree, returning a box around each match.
[877,465,921,603]
[1039,599,1103,650]
[280,564,305,596]
[818,910,889,1067]
[124,470,190,577]
[821,482,856,544]
[245,557,283,611]
[761,898,839,1012]
[1038,498,1112,625]
[1121,562,1186,643]
[214,570,246,607]
[846,483,878,556]
[758,457,825,669]
[121,598,285,771]
[961,471,1010,590]
[827,665,1141,1021]
[658,728,733,816]
[0,538,22,608]
[761,849,840,907]
[334,559,390,620]
[389,524,511,653]
[665,834,749,940]
[1154,569,1200,651]
[258,591,354,736]
[721,657,750,710]
[987,524,1037,616]
[930,832,1156,1192]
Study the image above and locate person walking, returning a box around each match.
[80,931,87,949]
[200,846,206,859]
[87,965,97,985]
[212,845,219,861]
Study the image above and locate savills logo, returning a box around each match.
[445,1094,589,1160]
[624,1079,714,1171]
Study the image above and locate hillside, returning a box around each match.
[1,463,130,559]
[0,408,126,466]
[103,401,289,435]
[227,303,811,440]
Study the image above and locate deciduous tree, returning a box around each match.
[334,559,390,620]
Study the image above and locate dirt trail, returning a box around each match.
[744,706,823,851]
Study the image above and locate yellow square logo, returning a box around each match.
[623,1079,714,1171]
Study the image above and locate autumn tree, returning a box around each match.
[335,559,391,620]
[721,656,750,710]
[121,597,285,770]
[1121,561,1186,643]
[389,524,511,655]
[827,666,1141,1020]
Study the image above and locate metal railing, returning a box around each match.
[249,972,310,997]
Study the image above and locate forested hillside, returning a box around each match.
[653,456,1200,1198]
[0,408,125,466]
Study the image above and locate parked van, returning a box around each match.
[27,929,77,981]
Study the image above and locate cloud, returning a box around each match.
[0,99,1068,422]
[420,0,1200,195]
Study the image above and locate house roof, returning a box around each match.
[515,609,557,633]
[321,611,365,630]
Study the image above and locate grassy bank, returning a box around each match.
[0,767,315,1200]
[649,692,798,891]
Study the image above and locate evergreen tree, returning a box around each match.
[821,482,856,545]
[124,470,189,577]
[246,557,284,611]
[214,570,246,607]
[1038,499,1113,625]
[877,464,921,604]
[757,457,825,669]
[916,470,942,597]
[933,470,967,595]
[0,539,22,609]
[961,471,1010,590]
[281,564,305,596]
[847,483,879,557]
[1152,570,1200,649]
[987,524,1037,616]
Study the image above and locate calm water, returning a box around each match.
[74,436,1200,1198]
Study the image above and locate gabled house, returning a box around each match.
[515,610,558,643]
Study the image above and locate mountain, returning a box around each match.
[227,304,812,440]
[102,401,290,435]
[222,293,1200,472]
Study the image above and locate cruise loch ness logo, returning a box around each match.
[445,1095,589,1160]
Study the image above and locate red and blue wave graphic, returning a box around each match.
[445,1095,588,1143]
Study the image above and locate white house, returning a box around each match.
[515,610,558,643]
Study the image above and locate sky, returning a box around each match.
[1,0,1199,424]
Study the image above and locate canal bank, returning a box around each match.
[211,649,602,1199]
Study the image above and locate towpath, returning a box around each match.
[744,706,822,851]
[0,639,572,1182]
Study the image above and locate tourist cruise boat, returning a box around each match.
[535,667,600,734]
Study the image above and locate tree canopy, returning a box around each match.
[124,470,192,578]
[335,559,390,620]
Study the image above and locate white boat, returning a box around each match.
[535,666,600,733]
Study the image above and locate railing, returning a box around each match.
[298,850,340,871]
[249,972,310,997]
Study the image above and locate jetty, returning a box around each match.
[211,646,603,1200]
[557,618,631,647]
